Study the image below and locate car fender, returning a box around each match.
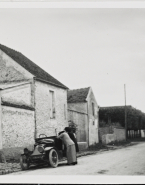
[44,147,54,151]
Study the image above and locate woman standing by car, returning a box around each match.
[57,130,77,165]
[64,127,79,153]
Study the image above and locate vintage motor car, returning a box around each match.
[20,134,66,170]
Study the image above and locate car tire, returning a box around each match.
[20,155,29,170]
[49,149,58,168]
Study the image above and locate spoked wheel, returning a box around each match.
[49,149,58,168]
[20,155,29,170]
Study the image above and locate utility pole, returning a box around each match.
[124,84,127,140]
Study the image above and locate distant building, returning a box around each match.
[99,105,145,141]
[67,87,99,148]
[0,44,68,159]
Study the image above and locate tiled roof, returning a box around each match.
[0,44,68,89]
[67,87,90,103]
[100,105,132,110]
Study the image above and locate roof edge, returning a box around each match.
[0,44,68,90]
[1,101,35,111]
[67,100,87,103]
[68,87,90,92]
[100,105,132,108]
[34,77,69,90]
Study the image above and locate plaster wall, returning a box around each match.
[68,109,87,142]
[0,80,33,90]
[99,126,111,142]
[102,134,117,144]
[0,91,2,149]
[1,83,32,107]
[114,128,125,141]
[0,49,33,83]
[68,102,87,114]
[35,81,68,137]
[87,89,99,145]
[101,128,125,144]
[1,106,34,159]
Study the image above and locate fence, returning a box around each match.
[127,130,141,139]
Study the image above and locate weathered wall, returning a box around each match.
[102,134,117,144]
[68,102,88,144]
[99,126,125,143]
[87,89,99,145]
[68,109,88,142]
[0,80,32,89]
[99,126,113,142]
[1,83,32,107]
[68,103,87,114]
[35,81,68,137]
[0,49,33,83]
[0,91,2,149]
[114,128,125,142]
[0,48,34,108]
[1,106,34,159]
[0,49,69,159]
[101,127,125,144]
[68,88,99,146]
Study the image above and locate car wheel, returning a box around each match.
[20,155,29,170]
[49,149,58,168]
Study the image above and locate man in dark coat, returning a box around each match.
[64,127,79,153]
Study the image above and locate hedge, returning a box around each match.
[99,106,145,130]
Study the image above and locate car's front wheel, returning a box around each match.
[20,155,29,170]
[49,149,58,168]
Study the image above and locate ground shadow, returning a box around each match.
[22,160,68,172]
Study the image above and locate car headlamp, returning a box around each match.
[38,146,44,153]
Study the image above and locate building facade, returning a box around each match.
[0,44,68,159]
[67,87,99,148]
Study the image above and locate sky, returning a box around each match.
[0,7,145,112]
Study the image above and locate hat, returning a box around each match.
[64,127,72,132]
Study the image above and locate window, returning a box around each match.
[92,102,95,116]
[50,90,55,119]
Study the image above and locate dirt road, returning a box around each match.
[12,142,145,175]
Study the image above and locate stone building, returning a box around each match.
[67,87,99,149]
[0,44,68,159]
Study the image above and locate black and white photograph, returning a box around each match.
[0,1,145,184]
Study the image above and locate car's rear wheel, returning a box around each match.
[49,149,58,168]
[20,155,29,170]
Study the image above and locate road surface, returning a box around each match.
[12,142,145,175]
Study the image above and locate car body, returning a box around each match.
[20,134,66,170]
